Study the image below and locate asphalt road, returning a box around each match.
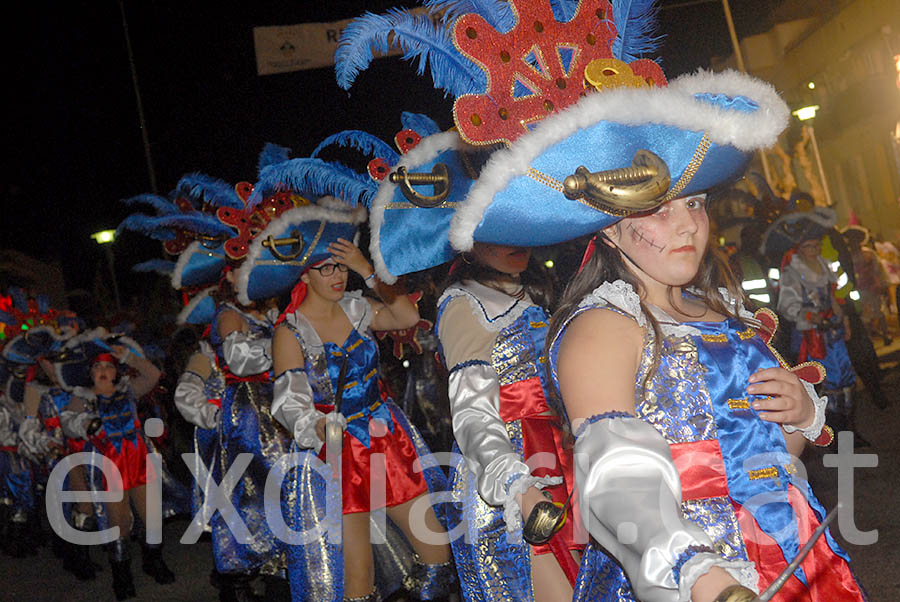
[3,345,898,601]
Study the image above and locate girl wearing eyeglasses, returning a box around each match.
[272,236,453,602]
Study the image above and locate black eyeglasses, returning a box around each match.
[309,263,349,276]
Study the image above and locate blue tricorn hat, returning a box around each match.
[53,329,145,391]
[176,286,217,326]
[171,240,229,290]
[759,207,838,265]
[2,326,69,365]
[369,130,479,284]
[235,199,367,305]
[448,70,789,250]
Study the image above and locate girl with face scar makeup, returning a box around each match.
[338,1,861,597]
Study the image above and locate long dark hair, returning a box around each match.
[440,251,556,311]
[545,225,748,404]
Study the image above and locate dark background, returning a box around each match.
[6,0,781,300]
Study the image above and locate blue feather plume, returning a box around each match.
[132,259,176,275]
[248,158,378,208]
[152,214,237,238]
[311,130,400,163]
[121,193,180,215]
[36,295,50,315]
[548,0,580,22]
[611,0,662,62]
[258,144,292,175]
[400,112,442,136]
[336,8,485,97]
[9,288,28,313]
[117,215,177,241]
[424,0,516,33]
[175,173,244,209]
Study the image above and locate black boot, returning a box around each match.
[0,499,11,555]
[108,537,136,600]
[141,543,175,584]
[403,559,458,601]
[65,539,98,581]
[218,571,264,602]
[7,510,35,558]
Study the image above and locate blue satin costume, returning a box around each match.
[548,282,866,601]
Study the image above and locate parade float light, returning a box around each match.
[91,229,122,310]
[91,229,117,244]
[749,293,770,304]
[792,105,819,121]
[807,82,815,90]
[849,290,861,301]
[742,278,767,291]
[768,268,780,280]
[544,259,554,269]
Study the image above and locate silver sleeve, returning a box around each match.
[449,363,560,530]
[174,371,219,430]
[272,370,325,453]
[222,330,272,376]
[776,269,813,330]
[17,416,53,457]
[575,416,755,602]
[60,409,97,440]
[0,408,16,448]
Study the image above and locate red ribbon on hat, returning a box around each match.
[275,281,308,326]
[578,236,598,274]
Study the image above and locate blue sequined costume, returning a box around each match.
[436,280,582,602]
[209,304,291,576]
[278,292,450,602]
[548,281,866,602]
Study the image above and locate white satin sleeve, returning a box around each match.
[60,396,98,440]
[222,330,272,376]
[174,371,220,430]
[272,369,326,453]
[18,416,55,457]
[575,416,756,602]
[776,268,813,330]
[449,363,560,531]
[0,407,16,447]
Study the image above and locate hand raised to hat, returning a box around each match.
[328,238,373,279]
[110,344,131,364]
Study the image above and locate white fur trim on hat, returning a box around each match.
[450,69,789,251]
[234,200,367,306]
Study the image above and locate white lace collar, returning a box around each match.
[439,279,535,332]
[578,280,756,338]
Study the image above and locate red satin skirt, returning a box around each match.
[520,414,585,556]
[316,405,428,515]
[671,439,865,600]
[99,436,150,492]
[737,486,866,601]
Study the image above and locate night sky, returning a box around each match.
[7,0,777,300]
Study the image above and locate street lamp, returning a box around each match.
[792,105,833,206]
[91,229,122,311]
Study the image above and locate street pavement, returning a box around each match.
[3,345,899,601]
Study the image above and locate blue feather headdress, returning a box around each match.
[337,0,790,256]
